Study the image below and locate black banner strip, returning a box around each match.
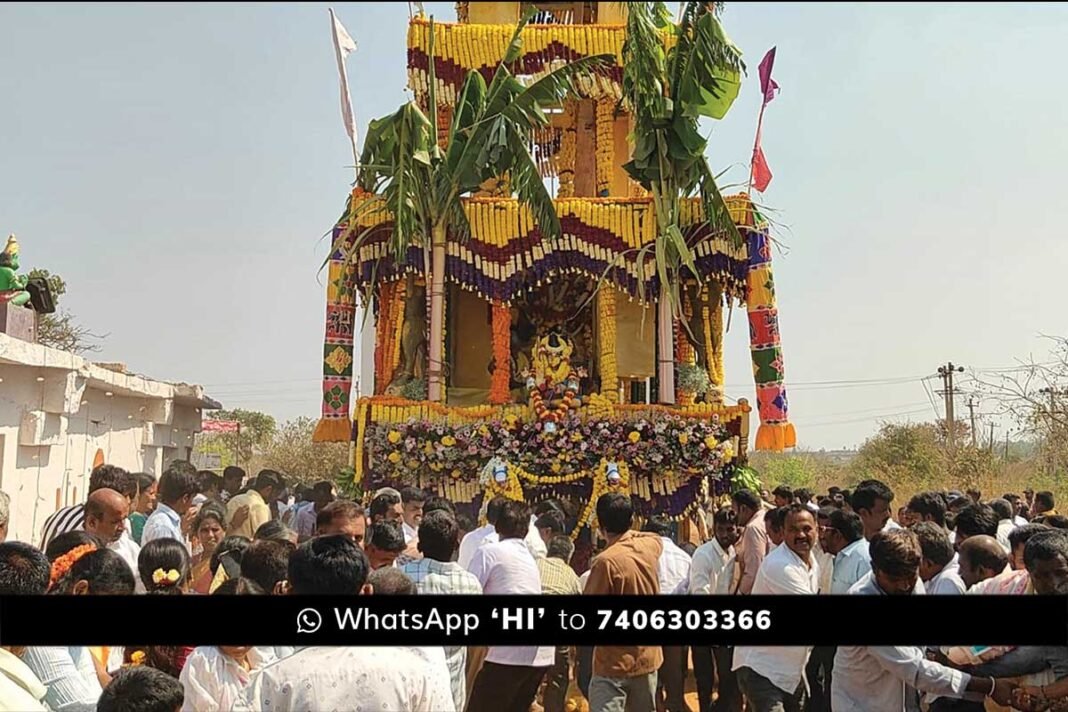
[1,595,1064,647]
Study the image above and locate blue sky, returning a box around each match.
[2,2,1065,450]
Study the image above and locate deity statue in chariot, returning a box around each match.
[522,331,586,431]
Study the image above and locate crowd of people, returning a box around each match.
[0,462,1066,712]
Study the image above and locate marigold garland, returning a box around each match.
[596,287,618,401]
[595,97,615,197]
[574,460,631,538]
[489,301,511,404]
[48,543,97,590]
[373,280,405,393]
[557,101,577,198]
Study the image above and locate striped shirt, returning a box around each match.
[39,505,85,550]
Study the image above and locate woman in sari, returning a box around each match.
[189,504,226,594]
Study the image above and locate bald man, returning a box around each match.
[86,488,143,591]
[958,535,1010,589]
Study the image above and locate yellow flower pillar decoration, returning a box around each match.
[597,286,619,402]
[557,101,577,198]
[594,97,614,197]
[705,283,725,401]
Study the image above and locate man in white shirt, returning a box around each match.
[644,516,691,712]
[733,504,820,711]
[731,489,770,595]
[292,481,334,542]
[243,535,455,711]
[914,522,966,595]
[832,529,1014,711]
[466,500,554,712]
[457,496,507,569]
[399,486,426,545]
[989,498,1016,553]
[690,509,740,712]
[83,488,146,593]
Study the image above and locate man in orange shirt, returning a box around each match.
[584,492,663,711]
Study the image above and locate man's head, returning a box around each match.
[1009,523,1051,571]
[596,492,633,541]
[97,666,184,712]
[948,495,972,514]
[84,488,130,544]
[417,510,460,562]
[88,464,133,498]
[771,485,793,508]
[536,511,566,544]
[989,498,1013,523]
[966,488,982,503]
[365,521,406,569]
[1035,491,1055,515]
[794,488,813,505]
[423,496,456,518]
[496,500,532,540]
[906,491,947,527]
[958,535,1009,589]
[546,534,575,564]
[1024,529,1068,595]
[253,470,286,505]
[368,567,416,595]
[399,486,426,530]
[711,508,738,550]
[954,504,999,547]
[310,481,335,511]
[485,496,508,526]
[157,466,200,514]
[912,521,955,582]
[730,489,762,527]
[869,529,921,595]
[369,491,403,524]
[642,515,674,539]
[222,466,245,494]
[821,509,863,556]
[288,535,372,595]
[765,507,786,547]
[0,541,50,595]
[197,471,222,499]
[782,504,817,561]
[240,540,293,594]
[851,480,894,539]
[316,501,367,547]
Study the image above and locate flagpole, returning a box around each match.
[747,100,767,196]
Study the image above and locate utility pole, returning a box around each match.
[966,396,978,449]
[937,362,965,451]
[988,421,995,454]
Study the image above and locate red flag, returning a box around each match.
[750,47,779,193]
[751,145,773,193]
[758,47,779,105]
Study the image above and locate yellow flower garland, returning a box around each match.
[557,101,577,198]
[597,286,618,401]
[573,460,631,538]
[595,97,615,197]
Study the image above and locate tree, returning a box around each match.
[198,409,277,465]
[621,2,745,403]
[333,10,610,401]
[258,417,350,485]
[970,335,1068,475]
[27,268,105,354]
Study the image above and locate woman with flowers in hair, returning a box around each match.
[137,538,191,595]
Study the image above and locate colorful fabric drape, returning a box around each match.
[730,195,796,452]
[312,232,358,443]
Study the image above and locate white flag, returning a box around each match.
[329,9,359,170]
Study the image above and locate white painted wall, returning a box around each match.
[0,360,206,545]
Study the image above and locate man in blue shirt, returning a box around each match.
[822,509,870,595]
